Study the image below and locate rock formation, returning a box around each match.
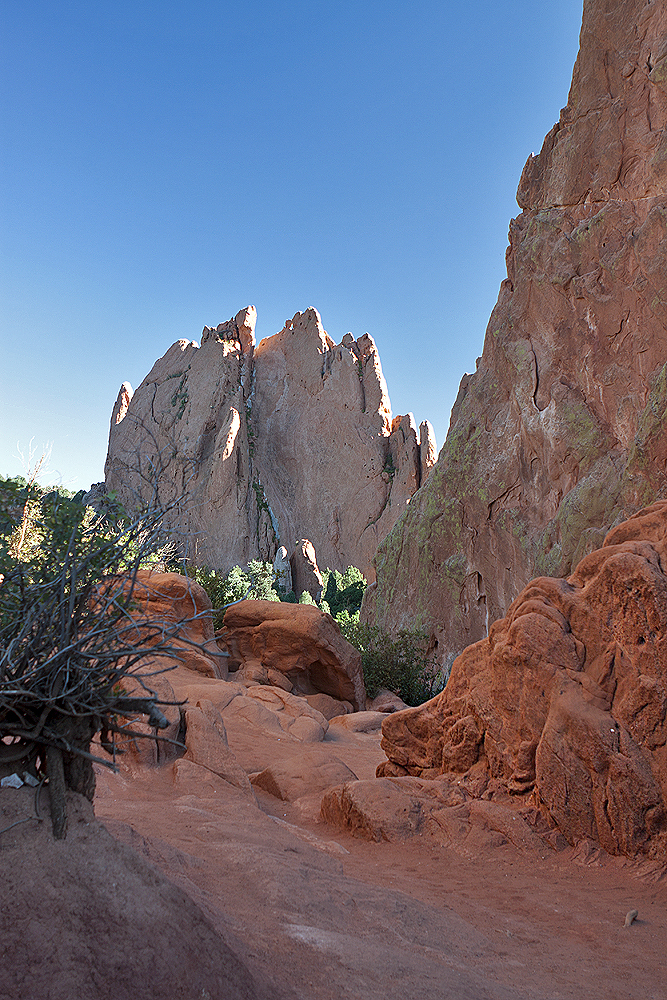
[218,598,366,710]
[377,501,667,858]
[104,307,436,582]
[290,538,323,600]
[272,545,292,593]
[123,569,226,678]
[365,0,667,661]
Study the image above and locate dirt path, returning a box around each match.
[95,716,667,1000]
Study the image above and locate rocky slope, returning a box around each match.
[105,307,436,581]
[375,500,667,859]
[365,0,667,660]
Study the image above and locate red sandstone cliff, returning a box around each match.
[365,0,667,661]
[377,501,667,858]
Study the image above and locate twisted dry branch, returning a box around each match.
[0,480,211,839]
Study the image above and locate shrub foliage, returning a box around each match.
[0,475,194,838]
[194,555,446,706]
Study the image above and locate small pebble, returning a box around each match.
[624,909,638,928]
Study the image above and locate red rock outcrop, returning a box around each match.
[218,599,366,710]
[110,570,225,765]
[104,306,435,582]
[365,0,667,660]
[377,501,667,858]
[119,570,225,678]
[290,538,323,600]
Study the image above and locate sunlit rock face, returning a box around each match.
[104,306,435,580]
[365,0,667,661]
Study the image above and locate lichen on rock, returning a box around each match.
[365,0,667,660]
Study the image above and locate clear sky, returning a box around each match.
[1,1,583,490]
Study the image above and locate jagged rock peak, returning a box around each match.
[201,305,256,356]
[104,307,436,581]
[110,381,133,427]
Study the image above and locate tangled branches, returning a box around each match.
[0,476,202,838]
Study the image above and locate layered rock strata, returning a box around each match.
[365,0,667,659]
[377,502,667,858]
[105,307,436,581]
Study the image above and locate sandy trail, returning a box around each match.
[94,710,667,1000]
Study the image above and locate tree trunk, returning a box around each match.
[45,745,67,840]
[63,717,97,802]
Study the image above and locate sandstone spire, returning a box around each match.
[105,306,435,580]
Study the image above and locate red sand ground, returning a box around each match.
[88,710,667,1000]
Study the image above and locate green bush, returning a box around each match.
[195,560,369,616]
[191,559,280,621]
[321,565,366,617]
[0,474,188,838]
[335,611,446,706]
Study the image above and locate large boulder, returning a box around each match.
[250,750,358,802]
[365,0,667,661]
[119,570,225,678]
[218,599,366,710]
[221,685,330,743]
[105,307,435,582]
[378,501,667,859]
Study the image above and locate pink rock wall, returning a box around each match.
[105,307,435,580]
[365,0,667,661]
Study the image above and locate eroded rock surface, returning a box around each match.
[111,570,225,765]
[366,0,667,659]
[250,750,358,802]
[290,538,323,600]
[105,307,434,581]
[218,599,366,710]
[119,569,225,678]
[377,501,667,858]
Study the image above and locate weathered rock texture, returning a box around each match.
[377,502,667,858]
[366,0,667,659]
[218,599,366,710]
[121,569,225,678]
[105,307,435,582]
[290,538,323,600]
[112,570,225,765]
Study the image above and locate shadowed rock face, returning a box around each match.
[105,307,436,581]
[365,0,667,658]
[378,501,667,858]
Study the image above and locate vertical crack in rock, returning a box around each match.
[365,0,667,663]
[105,306,433,581]
[530,343,543,412]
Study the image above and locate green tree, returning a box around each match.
[0,476,194,839]
[321,565,367,617]
[191,559,280,624]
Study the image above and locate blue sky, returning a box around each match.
[1,1,583,489]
